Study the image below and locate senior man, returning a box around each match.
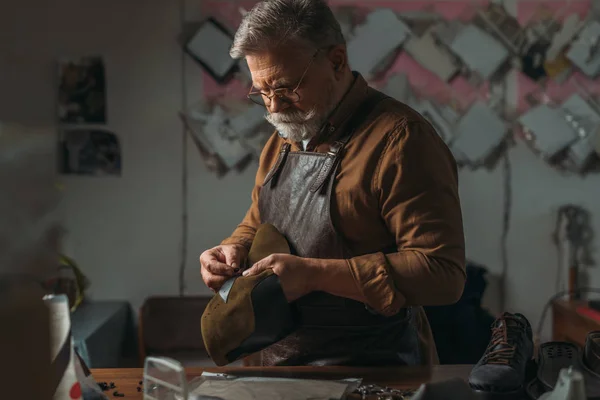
[199,0,466,367]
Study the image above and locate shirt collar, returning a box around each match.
[325,72,369,134]
[289,72,369,150]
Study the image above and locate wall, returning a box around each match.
[0,0,255,312]
[1,0,599,341]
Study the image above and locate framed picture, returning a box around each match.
[58,128,121,176]
[58,56,107,124]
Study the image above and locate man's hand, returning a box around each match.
[242,254,319,302]
[199,244,248,292]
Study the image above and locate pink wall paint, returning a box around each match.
[516,1,598,113]
[198,0,489,110]
[198,0,598,115]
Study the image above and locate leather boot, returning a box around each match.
[579,331,600,399]
[469,312,534,397]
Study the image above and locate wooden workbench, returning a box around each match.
[91,364,473,399]
[552,299,600,347]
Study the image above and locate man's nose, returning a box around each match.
[268,96,291,113]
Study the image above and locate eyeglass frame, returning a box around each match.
[247,49,321,107]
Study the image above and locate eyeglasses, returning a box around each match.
[247,50,319,107]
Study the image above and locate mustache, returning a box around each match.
[265,108,317,124]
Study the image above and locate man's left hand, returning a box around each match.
[242,254,318,302]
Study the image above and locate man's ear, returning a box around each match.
[327,45,348,77]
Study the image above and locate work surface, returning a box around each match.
[92,364,473,399]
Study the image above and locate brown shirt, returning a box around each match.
[222,73,466,363]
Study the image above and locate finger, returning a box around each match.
[205,274,228,291]
[205,259,236,276]
[242,259,268,277]
[199,249,224,267]
[220,246,243,272]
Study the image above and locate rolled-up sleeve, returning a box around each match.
[347,120,466,316]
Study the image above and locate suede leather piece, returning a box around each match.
[247,223,290,265]
[201,223,291,366]
[201,269,273,366]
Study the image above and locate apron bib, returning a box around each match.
[257,92,422,367]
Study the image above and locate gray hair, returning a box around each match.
[230,0,345,59]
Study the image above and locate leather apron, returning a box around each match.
[257,92,422,367]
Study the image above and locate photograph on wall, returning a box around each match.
[58,56,107,124]
[58,128,121,176]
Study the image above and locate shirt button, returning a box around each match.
[329,126,335,133]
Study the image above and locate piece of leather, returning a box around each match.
[247,223,291,265]
[225,273,296,363]
[201,224,295,366]
[257,90,423,367]
[537,342,581,391]
[262,143,290,188]
[309,139,348,194]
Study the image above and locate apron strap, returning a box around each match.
[262,142,291,187]
[309,92,390,193]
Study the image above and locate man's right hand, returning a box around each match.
[199,244,248,292]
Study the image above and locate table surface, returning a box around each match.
[91,364,473,399]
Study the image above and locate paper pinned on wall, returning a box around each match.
[566,20,600,78]
[380,73,416,105]
[447,24,511,80]
[546,14,583,62]
[194,105,251,170]
[474,3,526,56]
[403,25,461,82]
[180,100,272,176]
[58,56,107,124]
[518,104,578,159]
[415,100,458,145]
[185,17,238,84]
[451,101,508,165]
[346,8,412,80]
[58,128,121,176]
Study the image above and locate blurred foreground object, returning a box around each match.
[44,294,82,400]
[0,121,61,399]
[43,254,89,312]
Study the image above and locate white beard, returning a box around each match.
[265,106,325,142]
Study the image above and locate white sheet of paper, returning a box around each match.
[546,14,582,61]
[403,28,460,82]
[202,106,251,169]
[518,104,577,157]
[186,21,235,78]
[566,20,600,78]
[190,375,352,400]
[451,101,507,163]
[346,8,411,79]
[449,24,509,79]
